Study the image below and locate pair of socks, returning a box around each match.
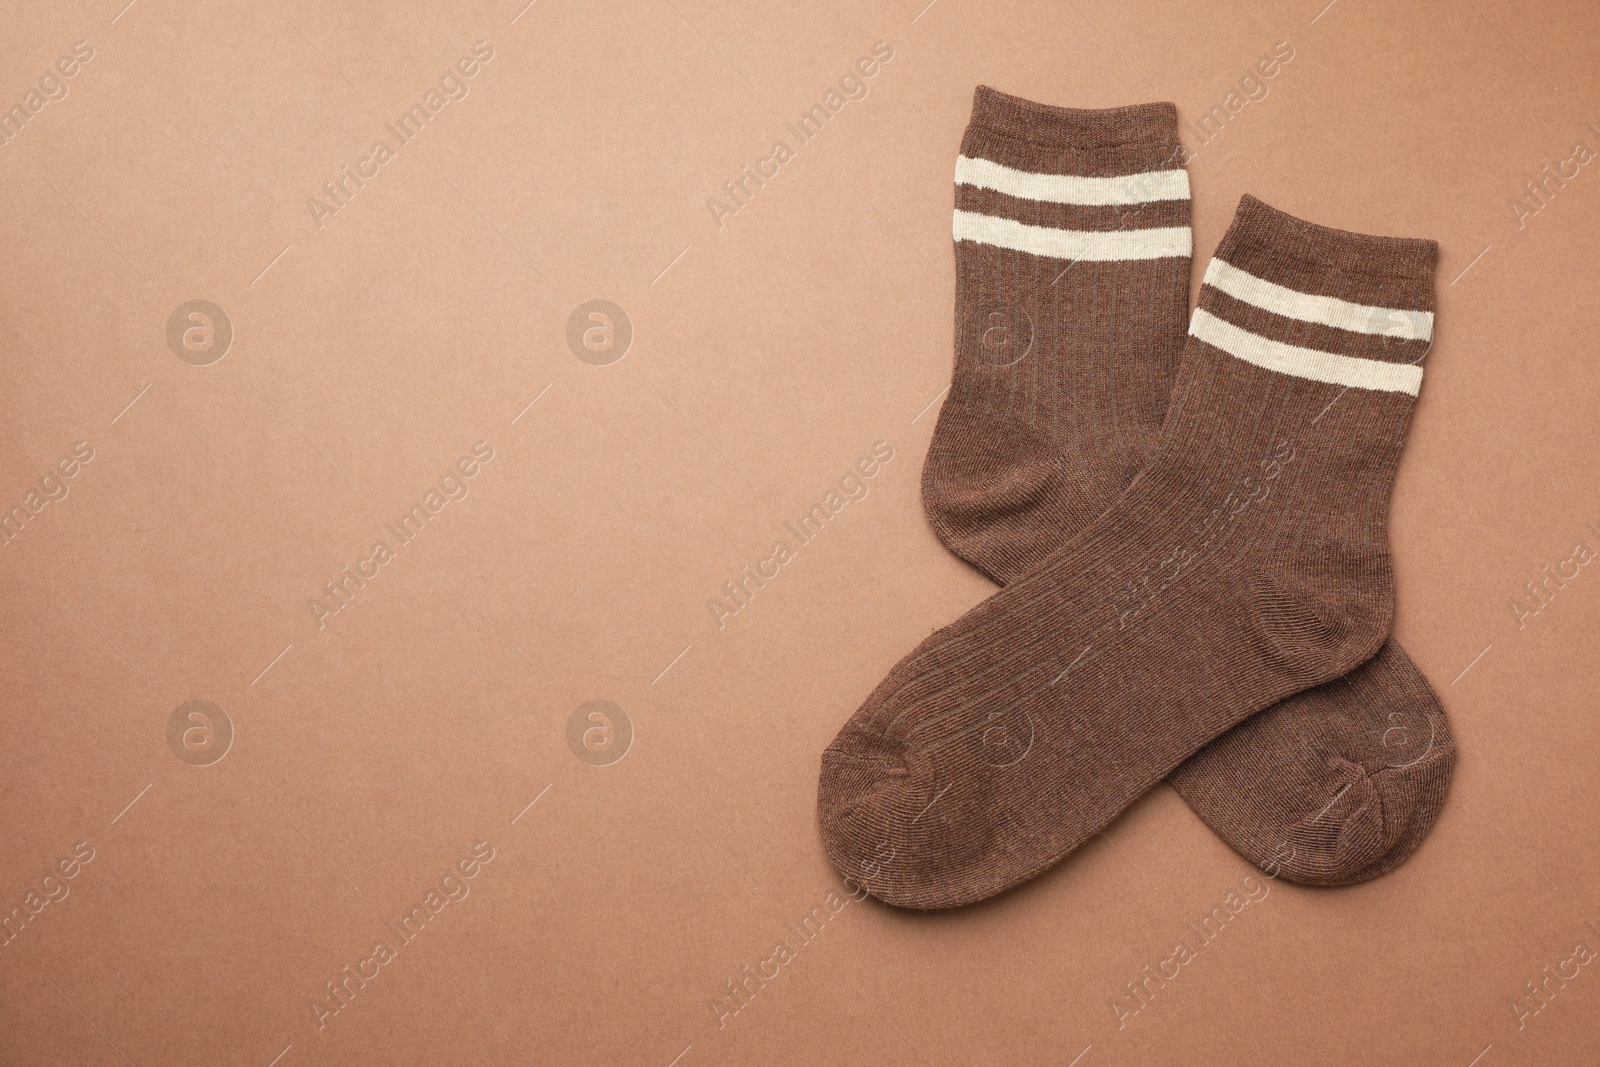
[818,87,1455,909]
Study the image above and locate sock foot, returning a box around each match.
[1170,639,1457,886]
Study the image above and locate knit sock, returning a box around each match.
[820,192,1443,908]
[920,88,1453,886]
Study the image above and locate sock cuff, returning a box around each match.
[1193,196,1440,391]
[1216,195,1438,307]
[968,86,1179,150]
[954,90,1192,261]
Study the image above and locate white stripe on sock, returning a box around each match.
[955,155,1190,206]
[953,210,1192,262]
[1189,308,1423,395]
[1204,258,1433,341]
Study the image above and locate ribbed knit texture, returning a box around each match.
[919,89,1453,888]
[819,187,1448,908]
[925,88,1191,575]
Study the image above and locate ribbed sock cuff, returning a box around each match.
[1196,194,1439,386]
[1215,195,1438,310]
[968,86,1179,151]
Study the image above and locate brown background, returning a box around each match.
[2,0,1598,1063]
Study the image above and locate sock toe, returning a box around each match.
[818,733,908,885]
[818,729,1009,909]
[1320,733,1457,885]
[1273,730,1457,887]
[1274,757,1393,885]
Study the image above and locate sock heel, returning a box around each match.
[1247,551,1393,685]
[921,411,1073,581]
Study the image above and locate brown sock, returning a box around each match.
[820,190,1446,908]
[919,89,1454,886]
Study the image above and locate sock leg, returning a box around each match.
[922,88,1190,585]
